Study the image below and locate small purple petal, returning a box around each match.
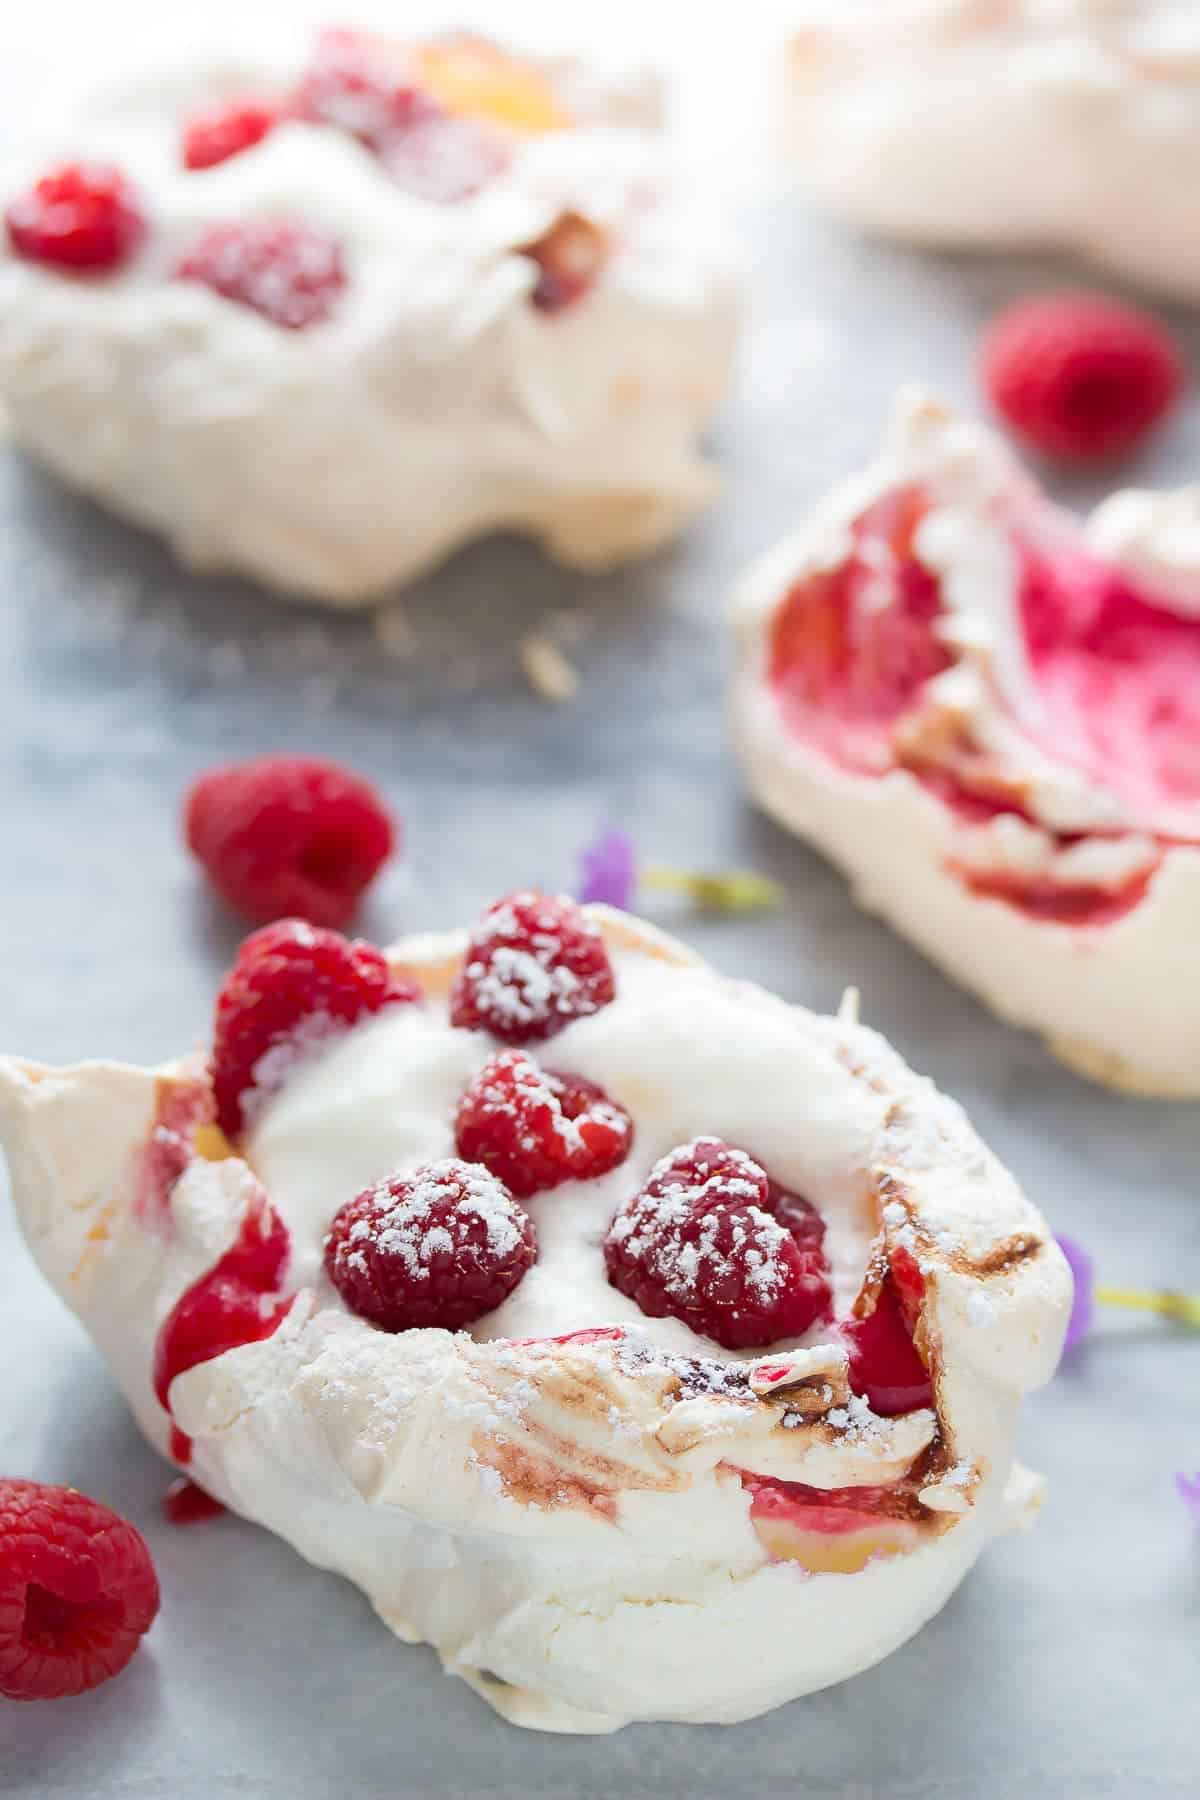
[1056,1234,1094,1356]
[1177,1471,1200,1524]
[577,829,637,911]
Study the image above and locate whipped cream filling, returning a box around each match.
[249,950,879,1350]
[782,2,1200,299]
[0,909,1070,1730]
[0,30,739,602]
[731,389,1200,1093]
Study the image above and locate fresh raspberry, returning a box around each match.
[184,754,396,929]
[5,163,144,273]
[182,101,279,170]
[211,919,420,1139]
[981,292,1183,462]
[454,1049,633,1197]
[450,891,616,1044]
[521,211,609,313]
[0,1480,159,1701]
[292,28,504,202]
[843,1276,932,1417]
[324,1158,536,1330]
[175,220,346,330]
[292,27,436,149]
[603,1139,833,1351]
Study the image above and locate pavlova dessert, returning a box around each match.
[732,388,1200,1095]
[0,28,738,602]
[0,891,1070,1731]
[781,1,1200,300]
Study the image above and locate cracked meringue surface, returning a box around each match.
[731,389,1200,1096]
[0,907,1068,1732]
[781,1,1200,299]
[0,32,739,604]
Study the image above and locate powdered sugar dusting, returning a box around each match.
[825,1393,883,1444]
[347,1160,524,1285]
[240,1011,346,1132]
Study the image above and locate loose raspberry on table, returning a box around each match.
[604,1138,833,1351]
[981,291,1183,462]
[0,1480,159,1701]
[211,918,420,1139]
[184,754,396,930]
[182,101,279,170]
[175,220,346,330]
[450,891,616,1044]
[843,1275,933,1417]
[5,163,144,273]
[324,1158,536,1331]
[455,1049,633,1197]
[521,210,609,313]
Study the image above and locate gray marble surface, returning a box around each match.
[2,181,1200,1797]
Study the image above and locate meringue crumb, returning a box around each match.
[545,608,593,646]
[521,633,579,702]
[882,1201,907,1228]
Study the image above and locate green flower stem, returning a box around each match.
[1095,1285,1200,1327]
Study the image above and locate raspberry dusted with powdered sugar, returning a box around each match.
[450,891,616,1044]
[0,1480,159,1700]
[182,101,279,170]
[184,754,396,929]
[211,919,421,1139]
[455,1049,633,1197]
[324,1158,536,1331]
[378,113,507,206]
[6,163,144,273]
[176,221,346,330]
[293,28,505,204]
[604,1138,833,1351]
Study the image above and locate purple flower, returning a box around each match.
[1177,1471,1200,1524]
[1056,1234,1094,1356]
[577,830,636,911]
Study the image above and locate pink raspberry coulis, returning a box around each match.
[604,1138,832,1351]
[843,1275,933,1417]
[769,473,1200,926]
[152,1182,293,1461]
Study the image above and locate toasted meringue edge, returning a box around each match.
[0,904,1070,1731]
[730,387,1200,1099]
